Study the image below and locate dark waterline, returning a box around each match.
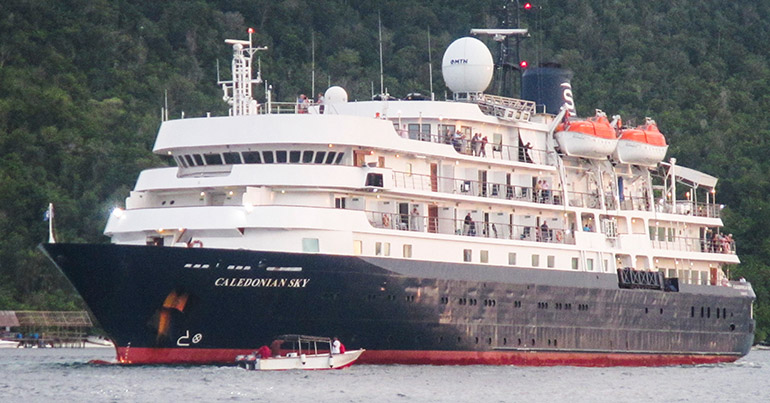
[1,348,766,402]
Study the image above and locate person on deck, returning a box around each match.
[332,337,345,354]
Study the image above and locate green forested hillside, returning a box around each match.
[2,0,770,341]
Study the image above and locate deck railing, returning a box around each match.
[391,171,563,206]
[649,235,735,254]
[364,209,574,245]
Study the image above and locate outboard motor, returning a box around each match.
[521,64,575,115]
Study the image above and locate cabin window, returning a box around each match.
[289,151,301,163]
[375,242,383,256]
[480,250,489,263]
[383,242,391,256]
[262,151,274,163]
[302,238,319,252]
[463,249,472,262]
[314,151,327,164]
[242,151,262,164]
[572,257,579,270]
[204,153,223,165]
[335,197,346,209]
[403,244,412,258]
[302,151,315,163]
[276,150,287,163]
[193,154,204,166]
[408,123,420,140]
[353,240,362,255]
[508,252,517,265]
[547,255,555,268]
[586,258,594,271]
[223,152,242,164]
[365,173,384,187]
[531,255,540,267]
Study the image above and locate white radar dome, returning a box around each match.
[324,86,348,104]
[441,37,494,94]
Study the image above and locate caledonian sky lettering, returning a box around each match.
[214,277,310,288]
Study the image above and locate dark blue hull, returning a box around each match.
[40,243,755,365]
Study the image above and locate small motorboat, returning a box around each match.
[0,339,20,348]
[614,117,668,166]
[235,335,364,371]
[555,109,619,159]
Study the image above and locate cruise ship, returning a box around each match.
[41,32,755,366]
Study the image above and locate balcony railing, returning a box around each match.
[391,171,563,206]
[365,209,574,245]
[649,235,735,254]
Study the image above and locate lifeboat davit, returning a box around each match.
[614,117,668,166]
[554,109,619,159]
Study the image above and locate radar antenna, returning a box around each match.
[219,28,268,116]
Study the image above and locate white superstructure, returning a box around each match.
[105,35,737,289]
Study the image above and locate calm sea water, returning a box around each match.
[0,347,767,402]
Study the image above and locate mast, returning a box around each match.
[378,12,385,96]
[220,28,268,116]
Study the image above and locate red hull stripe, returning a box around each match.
[115,347,739,367]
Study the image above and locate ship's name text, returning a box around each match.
[214,277,310,288]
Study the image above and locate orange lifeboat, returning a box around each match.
[614,117,668,166]
[554,109,619,159]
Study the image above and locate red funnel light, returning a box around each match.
[247,27,255,34]
[519,60,529,69]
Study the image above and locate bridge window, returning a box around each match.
[242,151,261,164]
[204,153,223,165]
[276,150,287,163]
[223,152,242,164]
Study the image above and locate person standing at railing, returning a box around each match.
[480,136,488,157]
[297,94,309,114]
[471,133,481,156]
[452,131,463,152]
[316,93,325,114]
[539,221,550,242]
[410,207,420,231]
[463,212,473,236]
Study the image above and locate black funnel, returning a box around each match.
[521,66,575,115]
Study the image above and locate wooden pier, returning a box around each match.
[1,310,100,348]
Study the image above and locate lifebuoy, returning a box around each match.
[555,230,563,242]
[382,214,390,228]
[187,240,204,248]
